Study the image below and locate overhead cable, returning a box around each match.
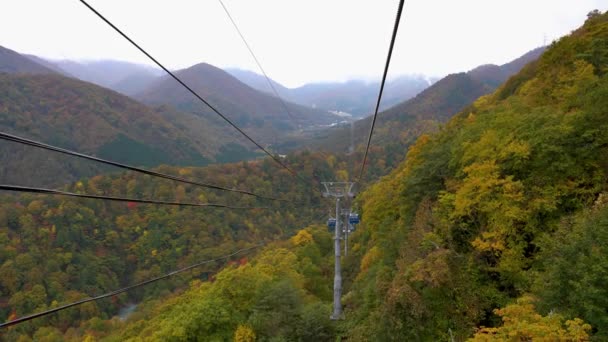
[0,185,268,210]
[217,0,301,129]
[0,244,262,328]
[0,131,286,202]
[358,0,405,182]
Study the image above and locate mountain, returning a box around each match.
[0,72,244,186]
[0,45,57,74]
[468,46,546,87]
[228,69,434,118]
[291,76,433,117]
[47,59,162,96]
[136,63,340,144]
[285,46,546,157]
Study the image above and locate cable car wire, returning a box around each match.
[0,131,287,202]
[217,0,333,164]
[0,244,262,328]
[0,185,268,210]
[217,0,301,129]
[357,0,405,182]
[79,0,321,195]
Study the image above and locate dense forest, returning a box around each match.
[2,9,608,342]
[344,10,608,340]
[0,147,399,341]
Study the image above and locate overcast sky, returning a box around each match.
[1,0,607,87]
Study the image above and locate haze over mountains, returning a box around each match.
[11,47,438,120]
[52,59,164,96]
[135,63,337,134]
[288,46,546,156]
[227,68,436,118]
[0,46,56,75]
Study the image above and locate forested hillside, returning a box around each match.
[345,10,608,340]
[0,72,269,186]
[0,149,361,341]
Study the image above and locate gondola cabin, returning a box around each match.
[327,218,337,230]
[349,213,360,225]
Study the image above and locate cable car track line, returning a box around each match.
[0,131,287,202]
[0,185,268,210]
[217,0,300,129]
[358,0,405,182]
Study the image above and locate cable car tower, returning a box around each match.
[323,181,355,320]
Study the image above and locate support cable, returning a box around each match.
[216,0,334,164]
[0,131,286,202]
[0,185,268,210]
[357,0,405,182]
[217,0,301,129]
[0,245,262,328]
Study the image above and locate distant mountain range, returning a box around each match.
[281,46,546,155]
[0,71,230,186]
[49,59,163,96]
[227,68,436,118]
[6,47,437,121]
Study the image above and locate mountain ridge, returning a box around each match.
[0,46,57,75]
[136,62,340,144]
[227,68,435,117]
[284,45,546,157]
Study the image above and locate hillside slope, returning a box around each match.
[0,150,334,341]
[347,10,608,340]
[137,63,339,145]
[0,73,236,186]
[0,46,56,75]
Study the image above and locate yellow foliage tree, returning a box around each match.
[234,325,256,342]
[469,295,591,341]
[290,229,313,247]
